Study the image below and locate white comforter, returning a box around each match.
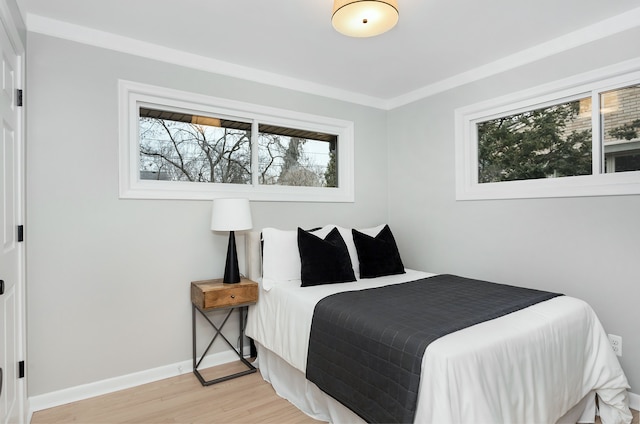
[246,270,632,424]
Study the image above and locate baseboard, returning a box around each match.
[27,355,640,418]
[629,391,640,411]
[28,348,251,415]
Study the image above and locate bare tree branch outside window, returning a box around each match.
[139,110,252,184]
[138,107,338,188]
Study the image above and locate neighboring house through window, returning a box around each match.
[455,63,640,200]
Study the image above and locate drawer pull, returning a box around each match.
[230,294,235,299]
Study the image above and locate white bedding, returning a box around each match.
[245,269,632,423]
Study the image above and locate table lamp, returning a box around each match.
[211,198,253,283]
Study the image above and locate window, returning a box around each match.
[477,96,593,183]
[601,85,640,174]
[139,108,252,184]
[119,80,354,201]
[256,124,337,188]
[455,66,640,200]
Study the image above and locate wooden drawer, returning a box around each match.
[191,278,258,310]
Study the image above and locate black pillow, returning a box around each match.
[298,227,356,287]
[352,225,405,278]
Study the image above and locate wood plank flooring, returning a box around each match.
[31,361,639,423]
[31,362,320,423]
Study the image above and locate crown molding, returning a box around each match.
[25,13,389,110]
[26,6,640,111]
[0,0,25,53]
[387,6,640,109]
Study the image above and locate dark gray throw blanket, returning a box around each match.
[305,274,562,423]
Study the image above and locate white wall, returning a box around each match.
[26,20,640,404]
[388,27,640,393]
[25,33,389,397]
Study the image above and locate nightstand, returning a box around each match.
[191,277,258,386]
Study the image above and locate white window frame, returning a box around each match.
[455,60,640,200]
[118,80,354,202]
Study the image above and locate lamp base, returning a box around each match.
[223,231,241,284]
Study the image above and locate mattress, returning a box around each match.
[245,269,632,423]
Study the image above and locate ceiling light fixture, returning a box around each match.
[332,0,399,38]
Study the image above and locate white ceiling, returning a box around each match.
[16,0,640,106]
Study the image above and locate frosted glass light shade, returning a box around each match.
[332,0,399,38]
[211,198,253,231]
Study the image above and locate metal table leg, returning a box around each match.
[192,304,256,386]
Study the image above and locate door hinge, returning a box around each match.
[16,89,23,107]
[18,361,25,379]
[17,225,24,242]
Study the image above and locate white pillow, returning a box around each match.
[354,223,386,237]
[310,223,386,279]
[261,224,387,289]
[261,228,300,291]
[261,225,334,290]
[306,224,335,238]
[339,224,385,278]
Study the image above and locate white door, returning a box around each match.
[0,10,24,424]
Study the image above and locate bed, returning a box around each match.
[244,225,632,424]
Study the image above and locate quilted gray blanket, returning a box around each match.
[305,274,562,423]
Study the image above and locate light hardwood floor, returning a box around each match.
[31,361,639,423]
[31,362,320,423]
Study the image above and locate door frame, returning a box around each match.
[0,0,26,422]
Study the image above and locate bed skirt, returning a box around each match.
[254,342,596,424]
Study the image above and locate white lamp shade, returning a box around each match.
[332,0,399,38]
[211,198,253,232]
